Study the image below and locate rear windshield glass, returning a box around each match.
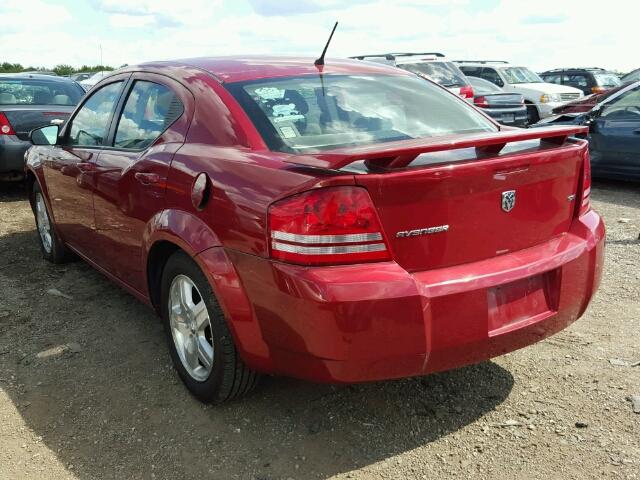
[397,61,468,88]
[500,67,543,84]
[468,77,503,94]
[227,74,496,154]
[594,73,621,88]
[0,79,83,106]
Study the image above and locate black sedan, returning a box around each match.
[467,76,527,127]
[532,81,640,181]
[0,73,84,181]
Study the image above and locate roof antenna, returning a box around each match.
[315,21,338,67]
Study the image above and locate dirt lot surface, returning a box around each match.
[0,180,638,480]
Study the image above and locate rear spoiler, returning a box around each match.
[285,125,589,170]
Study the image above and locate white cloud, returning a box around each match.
[1,0,637,73]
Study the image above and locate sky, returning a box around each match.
[1,0,635,73]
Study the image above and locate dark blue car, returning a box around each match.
[533,81,640,181]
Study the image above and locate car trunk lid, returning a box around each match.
[2,106,73,140]
[286,125,589,272]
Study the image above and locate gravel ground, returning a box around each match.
[0,179,638,480]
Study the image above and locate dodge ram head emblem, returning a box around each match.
[501,190,516,212]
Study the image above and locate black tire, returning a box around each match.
[160,251,260,403]
[32,182,73,264]
[526,104,540,125]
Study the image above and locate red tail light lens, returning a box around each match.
[268,186,390,266]
[591,86,605,94]
[0,112,15,135]
[474,95,488,108]
[578,149,592,216]
[460,85,474,99]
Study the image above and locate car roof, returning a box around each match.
[0,72,77,83]
[454,61,510,66]
[132,56,412,83]
[541,68,614,74]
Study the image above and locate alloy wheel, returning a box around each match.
[35,192,52,254]
[168,274,214,382]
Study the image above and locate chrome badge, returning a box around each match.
[396,225,449,238]
[501,190,516,213]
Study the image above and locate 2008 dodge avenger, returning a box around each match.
[25,56,605,403]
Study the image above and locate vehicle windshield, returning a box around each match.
[594,73,621,88]
[395,61,468,88]
[227,74,496,154]
[0,79,84,106]
[500,67,543,84]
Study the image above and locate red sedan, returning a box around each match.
[25,57,605,403]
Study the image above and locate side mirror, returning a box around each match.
[30,125,60,146]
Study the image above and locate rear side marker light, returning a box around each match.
[0,113,15,135]
[268,186,390,266]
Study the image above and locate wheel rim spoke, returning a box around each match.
[197,336,213,370]
[192,301,209,330]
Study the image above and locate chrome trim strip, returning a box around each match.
[271,231,383,244]
[272,241,387,255]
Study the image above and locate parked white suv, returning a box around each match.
[352,53,475,101]
[455,61,583,123]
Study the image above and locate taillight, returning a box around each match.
[268,186,391,266]
[591,86,605,94]
[474,96,488,108]
[460,85,474,99]
[578,149,592,216]
[0,112,15,135]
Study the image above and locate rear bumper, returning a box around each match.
[229,210,605,383]
[0,135,30,174]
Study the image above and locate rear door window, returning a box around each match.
[564,74,589,89]
[113,81,183,150]
[0,79,83,106]
[480,68,504,87]
[68,81,124,147]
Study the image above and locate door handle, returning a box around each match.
[633,129,640,135]
[135,172,160,185]
[77,162,96,172]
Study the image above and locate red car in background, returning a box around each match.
[25,57,605,403]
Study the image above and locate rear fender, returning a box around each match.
[143,209,273,373]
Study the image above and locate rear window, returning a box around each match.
[0,79,83,106]
[397,61,468,88]
[594,73,621,88]
[227,74,496,154]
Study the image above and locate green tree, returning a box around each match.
[53,64,75,76]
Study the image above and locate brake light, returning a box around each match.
[0,112,15,135]
[268,186,391,266]
[591,86,606,94]
[459,85,474,99]
[578,149,592,216]
[474,96,488,108]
